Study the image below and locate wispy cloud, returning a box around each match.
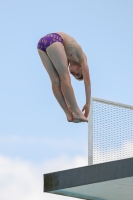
[0,154,88,200]
[0,135,87,150]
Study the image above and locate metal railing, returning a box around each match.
[88,97,133,165]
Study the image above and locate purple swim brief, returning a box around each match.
[37,33,64,52]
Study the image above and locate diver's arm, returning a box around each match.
[80,55,91,117]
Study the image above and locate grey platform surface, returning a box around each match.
[44,157,133,200]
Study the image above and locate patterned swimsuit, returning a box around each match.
[37,33,64,52]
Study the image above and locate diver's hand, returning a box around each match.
[82,104,90,118]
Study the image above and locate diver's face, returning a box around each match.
[69,61,82,79]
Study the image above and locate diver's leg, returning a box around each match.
[38,49,73,122]
[46,43,88,122]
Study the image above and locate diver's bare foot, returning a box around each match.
[66,111,73,122]
[72,111,88,123]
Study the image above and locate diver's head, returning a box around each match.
[69,60,83,81]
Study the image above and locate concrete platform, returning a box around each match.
[44,157,133,200]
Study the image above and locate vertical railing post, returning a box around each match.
[88,97,93,165]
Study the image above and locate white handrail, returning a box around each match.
[92,97,133,110]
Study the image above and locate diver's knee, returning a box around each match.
[51,78,61,87]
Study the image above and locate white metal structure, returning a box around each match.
[88,97,133,165]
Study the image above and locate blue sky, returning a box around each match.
[0,0,133,199]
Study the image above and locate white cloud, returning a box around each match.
[0,135,87,151]
[0,154,88,200]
